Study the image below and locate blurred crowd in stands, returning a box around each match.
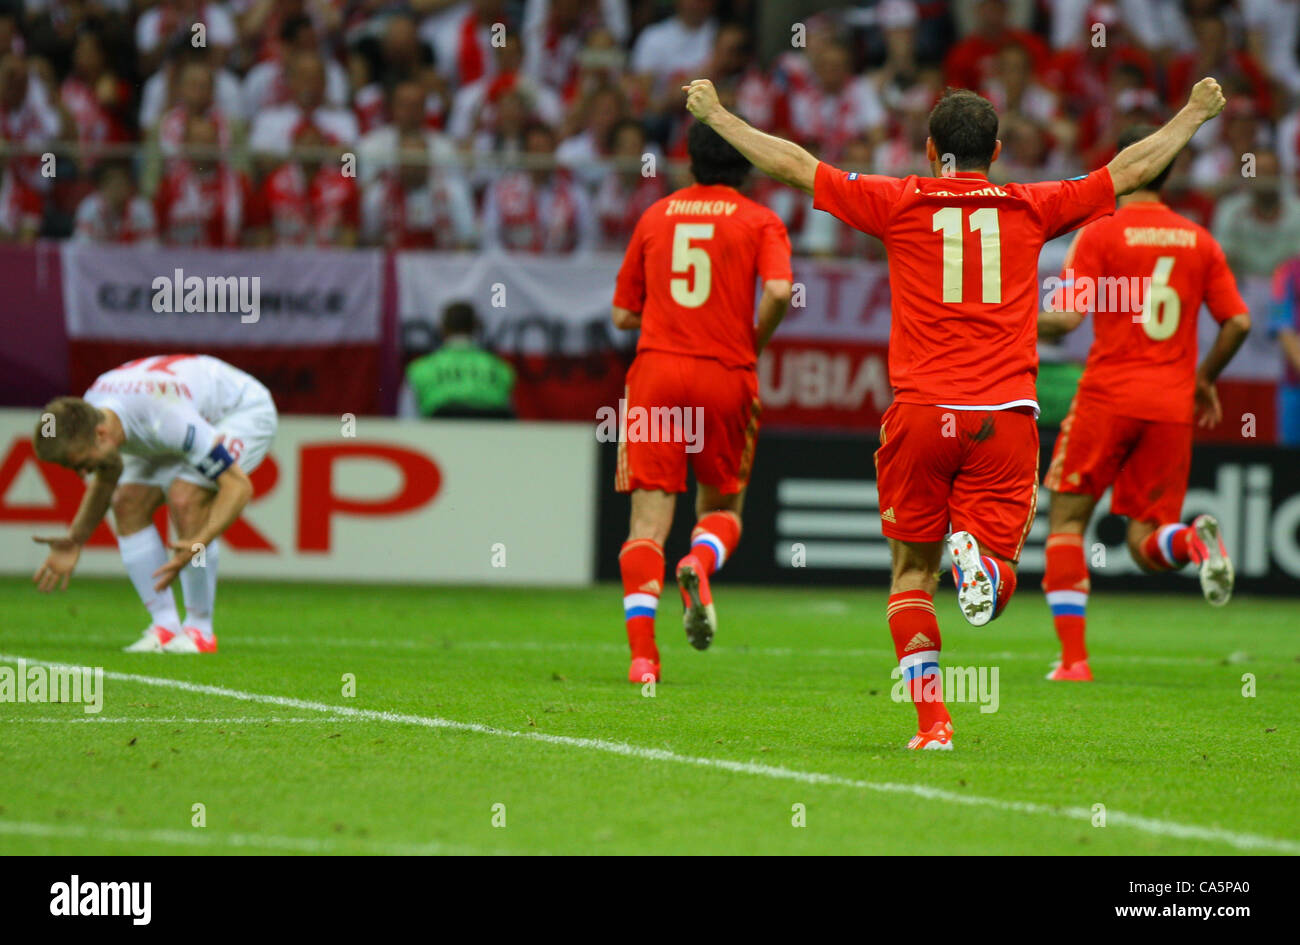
[0,0,1298,267]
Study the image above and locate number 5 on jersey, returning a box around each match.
[671,222,715,308]
[932,207,1002,304]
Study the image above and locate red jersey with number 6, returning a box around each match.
[813,163,1116,410]
[1056,201,1247,424]
[613,183,793,370]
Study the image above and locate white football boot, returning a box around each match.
[1188,514,1234,607]
[161,630,201,654]
[123,625,171,653]
[947,530,995,627]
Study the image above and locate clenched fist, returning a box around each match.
[1187,77,1226,123]
[682,78,723,125]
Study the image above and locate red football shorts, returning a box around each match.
[1044,392,1191,524]
[615,350,760,495]
[875,402,1040,562]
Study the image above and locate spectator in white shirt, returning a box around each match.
[522,0,630,94]
[629,0,717,118]
[139,47,245,131]
[248,50,359,157]
[136,1,238,73]
[556,83,629,185]
[447,32,563,143]
[630,0,716,78]
[420,0,508,88]
[482,121,596,254]
[786,40,885,162]
[0,51,62,204]
[150,55,240,158]
[1212,149,1300,279]
[358,81,461,187]
[356,79,476,249]
[1189,100,1266,188]
[241,12,350,117]
[981,42,1075,152]
[1241,0,1300,94]
[73,159,158,244]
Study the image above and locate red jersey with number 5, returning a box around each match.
[1057,201,1247,423]
[813,163,1115,409]
[613,183,793,370]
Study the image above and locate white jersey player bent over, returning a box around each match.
[31,354,278,653]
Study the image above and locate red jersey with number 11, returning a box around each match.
[613,183,793,370]
[813,163,1115,409]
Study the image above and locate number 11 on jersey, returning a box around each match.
[932,207,1002,304]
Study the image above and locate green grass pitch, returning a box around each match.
[1,576,1296,855]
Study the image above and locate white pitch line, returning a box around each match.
[0,819,489,855]
[1,652,1295,854]
[0,717,354,724]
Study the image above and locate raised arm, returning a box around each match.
[1106,78,1226,196]
[683,79,819,195]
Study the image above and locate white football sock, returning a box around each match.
[117,527,182,633]
[180,537,219,639]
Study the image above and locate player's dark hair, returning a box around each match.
[688,121,751,188]
[441,301,479,338]
[1117,124,1175,192]
[928,88,999,171]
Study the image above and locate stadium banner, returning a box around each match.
[59,244,386,415]
[759,337,893,431]
[396,249,634,422]
[0,411,596,585]
[0,242,66,409]
[3,242,1283,433]
[394,252,898,429]
[395,250,1284,436]
[596,433,1300,594]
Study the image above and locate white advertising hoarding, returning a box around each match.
[0,411,596,585]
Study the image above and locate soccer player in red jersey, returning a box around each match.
[611,122,793,684]
[1038,124,1251,683]
[683,75,1226,748]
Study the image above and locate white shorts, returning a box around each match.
[119,382,278,492]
